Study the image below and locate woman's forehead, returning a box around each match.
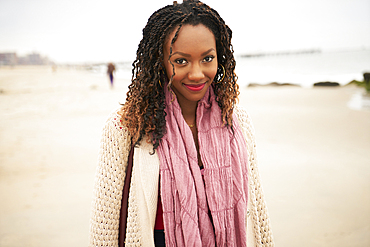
[164,24,216,50]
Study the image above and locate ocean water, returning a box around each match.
[235,49,370,88]
[92,49,370,88]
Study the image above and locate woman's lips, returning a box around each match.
[183,83,206,91]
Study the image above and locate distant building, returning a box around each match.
[28,53,44,65]
[0,52,53,65]
[17,53,43,65]
[0,53,17,65]
[17,56,29,65]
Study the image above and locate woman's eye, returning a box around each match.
[203,55,215,62]
[175,58,187,65]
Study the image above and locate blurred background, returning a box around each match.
[0,0,369,246]
[1,0,370,85]
[1,0,370,63]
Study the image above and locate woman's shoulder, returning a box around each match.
[101,106,130,140]
[103,106,125,127]
[233,105,255,132]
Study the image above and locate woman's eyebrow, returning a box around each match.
[201,48,215,56]
[172,48,216,57]
[172,51,191,57]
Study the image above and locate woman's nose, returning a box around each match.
[188,64,205,81]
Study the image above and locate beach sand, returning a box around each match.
[0,66,369,246]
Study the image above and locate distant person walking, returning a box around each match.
[107,63,115,88]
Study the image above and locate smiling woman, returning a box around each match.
[163,24,218,117]
[89,1,274,246]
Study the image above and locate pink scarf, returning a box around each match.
[157,85,249,246]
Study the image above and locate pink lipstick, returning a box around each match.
[184,83,206,91]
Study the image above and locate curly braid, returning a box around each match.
[120,0,239,151]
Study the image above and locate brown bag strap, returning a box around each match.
[118,144,135,247]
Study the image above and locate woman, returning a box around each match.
[89,1,274,246]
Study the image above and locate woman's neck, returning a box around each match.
[179,100,197,126]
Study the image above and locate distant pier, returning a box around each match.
[240,49,321,58]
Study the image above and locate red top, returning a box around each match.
[154,168,206,230]
[154,194,164,230]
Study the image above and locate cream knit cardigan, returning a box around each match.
[89,106,274,247]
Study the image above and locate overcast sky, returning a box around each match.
[1,0,369,63]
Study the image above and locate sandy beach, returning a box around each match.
[0,66,369,247]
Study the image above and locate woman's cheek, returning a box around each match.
[209,65,218,79]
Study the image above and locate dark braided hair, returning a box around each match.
[120,0,239,151]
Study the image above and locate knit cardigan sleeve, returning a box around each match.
[234,105,275,247]
[89,109,131,247]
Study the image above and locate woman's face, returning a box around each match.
[163,24,218,107]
